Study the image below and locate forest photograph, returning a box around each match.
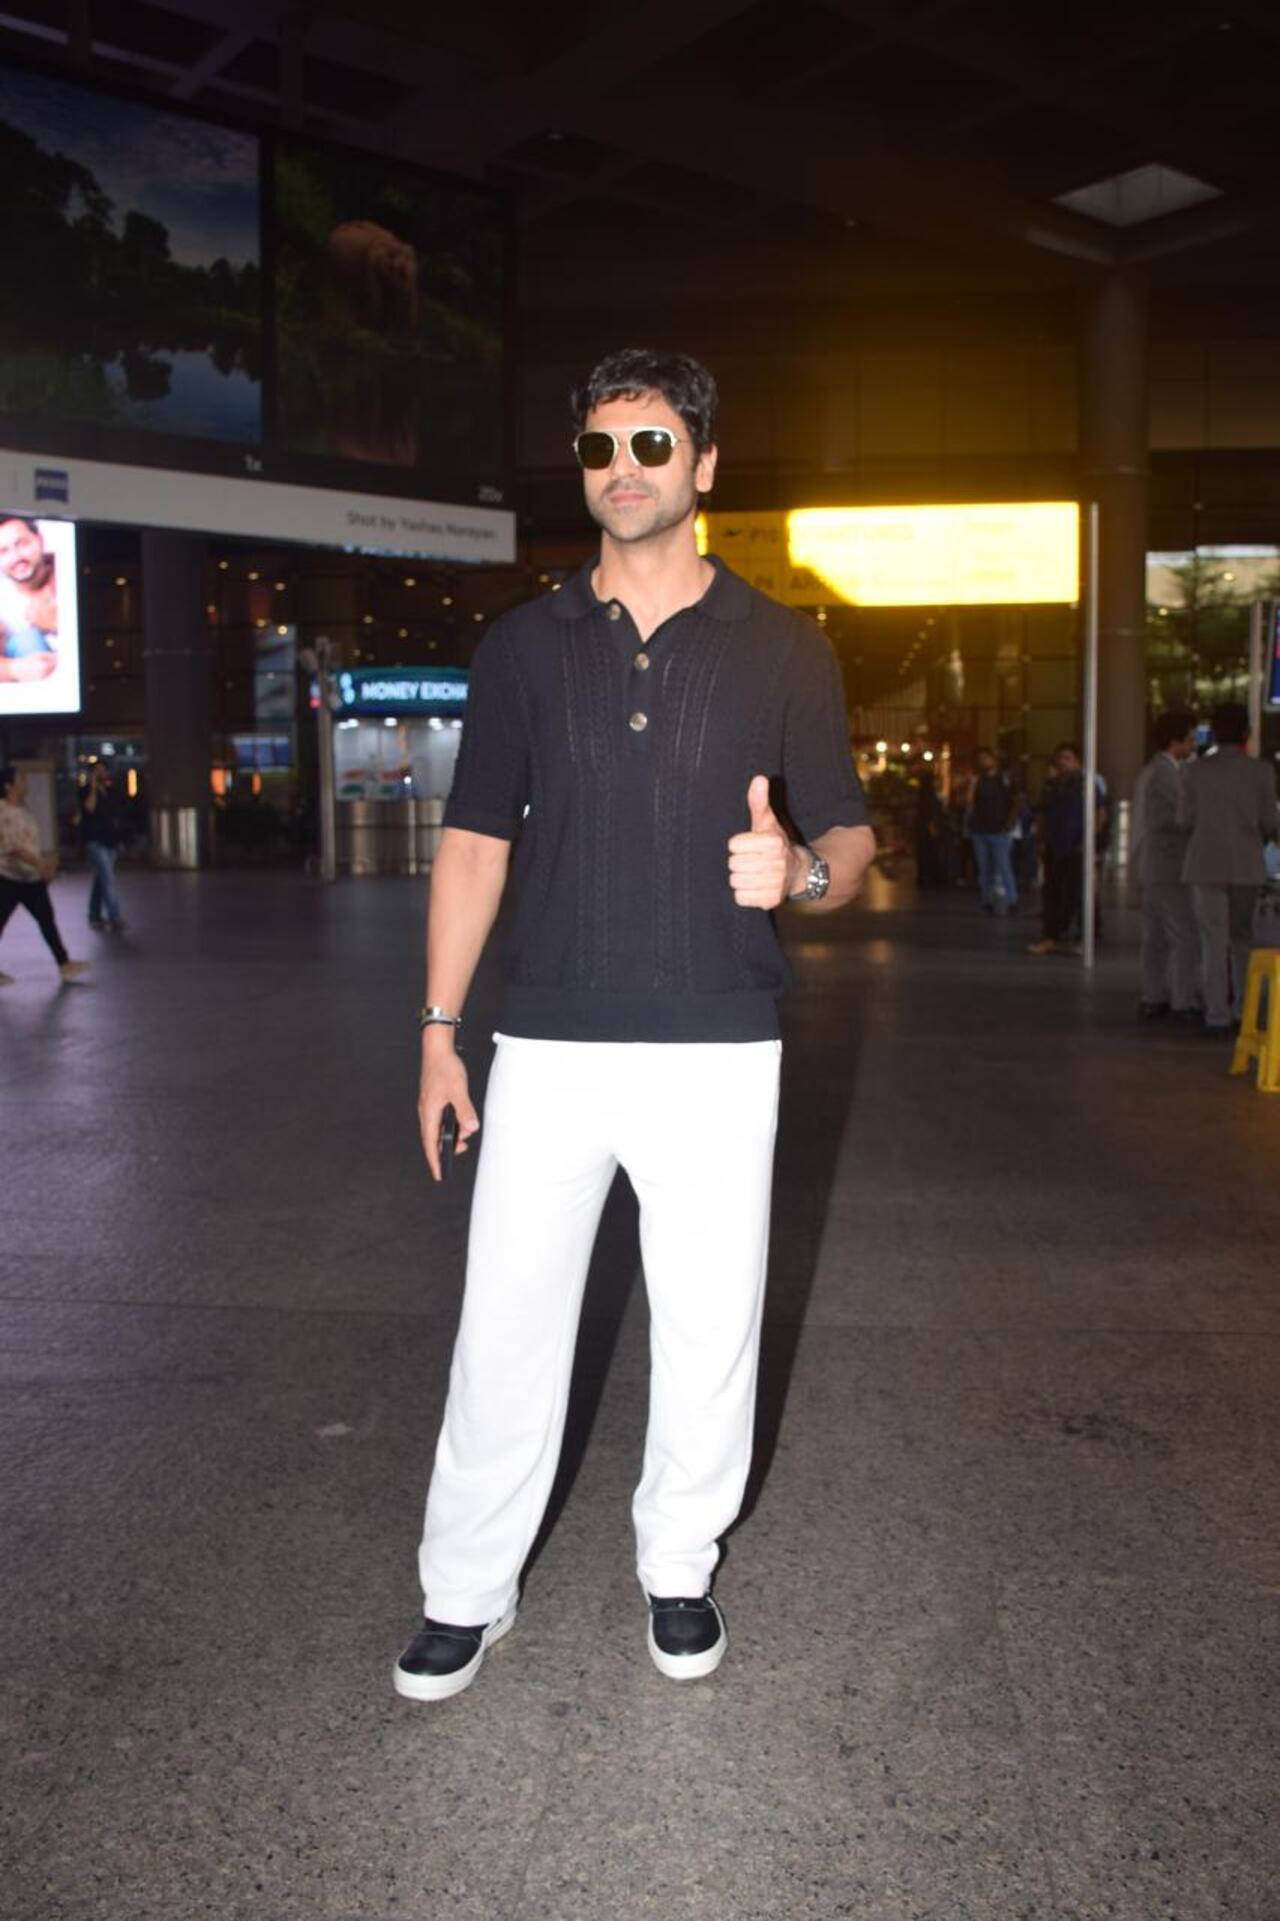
[0,63,261,447]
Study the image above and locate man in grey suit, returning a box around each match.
[1179,701,1280,1035]
[1131,710,1199,1020]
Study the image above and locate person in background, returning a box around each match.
[0,766,89,985]
[944,765,972,888]
[913,768,948,889]
[1011,787,1038,895]
[80,762,126,932]
[1179,701,1279,1037]
[1131,710,1198,1022]
[968,746,1019,914]
[1028,742,1107,955]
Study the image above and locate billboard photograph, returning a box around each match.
[0,63,261,449]
[0,513,80,716]
[273,135,505,494]
[0,57,511,541]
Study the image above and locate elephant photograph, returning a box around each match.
[273,136,505,490]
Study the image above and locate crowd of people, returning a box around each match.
[926,702,1279,1029]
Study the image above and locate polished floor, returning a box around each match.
[2,867,1277,1921]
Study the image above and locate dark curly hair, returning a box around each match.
[571,349,718,453]
[1153,709,1196,750]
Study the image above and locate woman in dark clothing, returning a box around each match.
[914,771,948,889]
[0,765,89,984]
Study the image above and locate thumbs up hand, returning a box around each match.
[727,774,801,908]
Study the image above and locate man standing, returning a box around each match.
[80,762,126,932]
[968,747,1019,914]
[1029,743,1106,955]
[1131,710,1199,1020]
[395,350,876,1702]
[1179,702,1279,1036]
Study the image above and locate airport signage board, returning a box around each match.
[0,450,514,563]
[699,502,1080,606]
[334,666,468,716]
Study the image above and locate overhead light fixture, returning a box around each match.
[1053,163,1221,229]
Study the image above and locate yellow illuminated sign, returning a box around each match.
[698,502,1080,606]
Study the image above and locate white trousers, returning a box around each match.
[418,1035,782,1623]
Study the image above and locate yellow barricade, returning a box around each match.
[1231,949,1280,1094]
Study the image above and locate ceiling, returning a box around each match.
[7,1,1276,697]
[6,0,1280,549]
[5,0,1280,314]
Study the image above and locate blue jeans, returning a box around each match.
[86,842,122,924]
[972,832,1018,909]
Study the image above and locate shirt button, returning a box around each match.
[634,651,650,671]
[606,601,622,621]
[628,712,648,733]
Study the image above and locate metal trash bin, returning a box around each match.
[151,805,206,869]
[336,798,445,875]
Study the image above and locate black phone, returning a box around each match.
[438,1103,458,1181]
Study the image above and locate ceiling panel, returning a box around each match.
[801,41,1017,134]
[620,0,871,100]
[1106,21,1280,124]
[945,104,1148,201]
[917,0,1218,76]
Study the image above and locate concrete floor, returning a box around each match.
[2,867,1277,1921]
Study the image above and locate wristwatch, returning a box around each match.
[788,847,830,902]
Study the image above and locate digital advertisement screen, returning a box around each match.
[0,513,80,715]
[0,57,508,512]
[0,64,261,452]
[273,136,506,496]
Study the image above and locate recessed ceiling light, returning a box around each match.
[1053,164,1221,229]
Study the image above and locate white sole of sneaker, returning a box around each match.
[393,1605,517,1703]
[647,1601,727,1682]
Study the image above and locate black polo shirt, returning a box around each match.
[444,556,869,1042]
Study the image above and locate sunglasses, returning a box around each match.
[572,426,685,470]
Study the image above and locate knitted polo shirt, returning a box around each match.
[444,556,869,1042]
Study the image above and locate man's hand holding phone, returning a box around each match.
[418,1029,480,1182]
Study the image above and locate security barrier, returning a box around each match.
[1231,949,1280,1094]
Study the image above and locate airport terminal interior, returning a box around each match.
[2,2,1280,1918]
[4,873,1277,1920]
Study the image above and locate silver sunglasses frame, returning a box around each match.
[572,425,685,469]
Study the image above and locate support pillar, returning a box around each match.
[141,530,212,867]
[1079,269,1150,814]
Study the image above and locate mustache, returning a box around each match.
[604,480,656,500]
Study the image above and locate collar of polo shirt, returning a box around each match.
[548,554,753,624]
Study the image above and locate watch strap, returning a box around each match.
[787,848,830,901]
[418,1005,463,1035]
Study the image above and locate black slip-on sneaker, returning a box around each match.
[647,1593,727,1681]
[393,1604,516,1702]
